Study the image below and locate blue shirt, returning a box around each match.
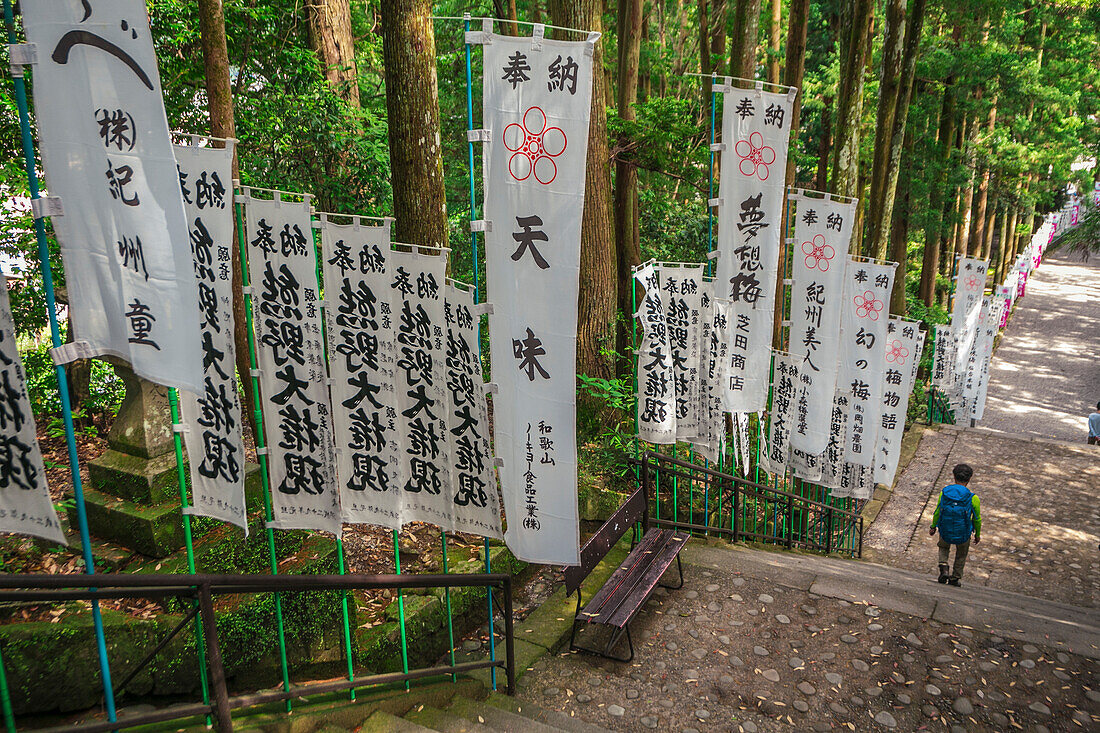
[1090,411,1100,438]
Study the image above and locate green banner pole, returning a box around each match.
[166,389,213,724]
[392,530,410,691]
[2,0,117,720]
[462,13,496,691]
[0,645,14,733]
[234,196,292,711]
[441,531,457,682]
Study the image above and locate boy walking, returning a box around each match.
[928,463,982,586]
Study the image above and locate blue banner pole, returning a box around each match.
[3,0,117,721]
[462,13,497,692]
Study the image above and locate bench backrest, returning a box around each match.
[563,484,647,597]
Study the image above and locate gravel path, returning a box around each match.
[863,428,956,556]
[864,426,1100,609]
[980,249,1100,443]
[518,556,1100,732]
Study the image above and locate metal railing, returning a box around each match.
[0,572,514,732]
[926,387,956,425]
[635,452,863,557]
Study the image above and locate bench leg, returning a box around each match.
[603,625,634,663]
[658,553,684,591]
[569,622,634,663]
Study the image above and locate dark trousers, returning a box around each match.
[937,538,970,580]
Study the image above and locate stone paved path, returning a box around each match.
[980,250,1100,443]
[517,544,1100,732]
[863,426,1100,609]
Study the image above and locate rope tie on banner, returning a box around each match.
[437,13,603,41]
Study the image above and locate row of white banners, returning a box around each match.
[634,81,926,500]
[635,196,924,500]
[930,213,1054,422]
[2,3,601,565]
[0,1,1058,561]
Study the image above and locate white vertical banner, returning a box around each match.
[839,259,895,468]
[761,351,802,476]
[715,82,796,413]
[21,0,204,392]
[658,264,705,439]
[243,192,341,534]
[390,248,452,529]
[634,264,675,443]
[819,393,848,489]
[174,142,246,531]
[873,318,922,487]
[692,290,732,464]
[930,324,955,392]
[690,279,715,457]
[319,217,402,530]
[444,282,504,539]
[0,285,65,545]
[788,192,856,455]
[950,257,988,401]
[736,411,752,477]
[481,28,596,565]
[911,329,926,385]
[966,296,1005,421]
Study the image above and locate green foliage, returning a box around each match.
[21,339,124,420]
[578,370,637,480]
[1049,201,1100,256]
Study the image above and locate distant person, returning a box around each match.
[1089,401,1100,445]
[928,463,981,587]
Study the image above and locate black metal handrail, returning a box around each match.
[0,571,515,732]
[634,451,863,557]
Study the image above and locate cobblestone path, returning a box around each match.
[980,250,1100,443]
[517,545,1100,732]
[863,426,1100,609]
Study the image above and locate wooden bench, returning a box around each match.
[564,482,688,662]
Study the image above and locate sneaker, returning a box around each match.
[938,564,950,584]
[948,578,961,587]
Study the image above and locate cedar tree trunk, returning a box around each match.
[381,0,449,250]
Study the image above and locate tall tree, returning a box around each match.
[867,0,926,260]
[197,0,254,439]
[767,0,783,85]
[730,0,762,79]
[381,0,449,249]
[957,111,980,257]
[550,0,617,385]
[616,0,644,356]
[306,0,360,106]
[888,123,915,314]
[699,0,727,113]
[710,0,728,77]
[829,0,873,202]
[919,79,957,306]
[970,97,998,255]
[783,0,810,186]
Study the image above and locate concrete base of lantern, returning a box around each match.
[88,447,179,505]
[70,462,261,558]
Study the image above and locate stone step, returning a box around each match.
[482,693,615,733]
[404,703,497,732]
[446,695,567,733]
[360,710,436,733]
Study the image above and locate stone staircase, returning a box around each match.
[315,692,612,733]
